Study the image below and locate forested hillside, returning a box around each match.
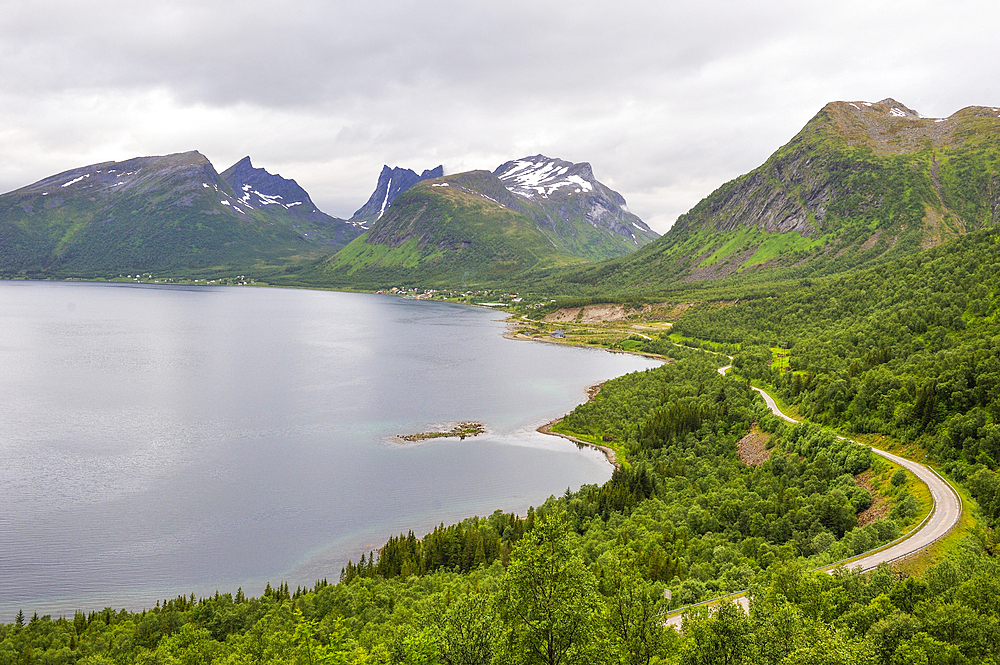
[673,227,1000,528]
[5,540,999,664]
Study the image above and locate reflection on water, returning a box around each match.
[0,282,658,619]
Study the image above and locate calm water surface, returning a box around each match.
[0,282,658,619]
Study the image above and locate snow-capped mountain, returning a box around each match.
[496,157,598,199]
[220,156,363,246]
[492,155,658,252]
[341,155,659,269]
[221,156,318,213]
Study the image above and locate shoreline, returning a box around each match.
[502,327,669,362]
[536,380,622,469]
[504,321,670,470]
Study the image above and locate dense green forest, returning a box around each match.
[8,526,1000,665]
[672,227,1000,528]
[6,538,1000,665]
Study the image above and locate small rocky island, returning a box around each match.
[397,421,486,442]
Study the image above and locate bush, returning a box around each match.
[891,469,907,487]
[890,491,919,522]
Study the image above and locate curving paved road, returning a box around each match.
[750,385,962,573]
[665,381,962,625]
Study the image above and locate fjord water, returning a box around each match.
[0,282,657,619]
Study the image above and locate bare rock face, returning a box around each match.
[350,165,443,224]
[656,98,1000,279]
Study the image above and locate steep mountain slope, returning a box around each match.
[350,165,444,225]
[0,151,345,277]
[221,157,362,246]
[548,98,1000,291]
[317,171,587,287]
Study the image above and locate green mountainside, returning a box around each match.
[0,151,354,279]
[311,171,589,288]
[310,158,658,289]
[542,99,1000,294]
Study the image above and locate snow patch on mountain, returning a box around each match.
[61,174,89,187]
[497,158,593,199]
[378,178,392,220]
[235,183,306,210]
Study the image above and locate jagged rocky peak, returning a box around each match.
[493,155,602,200]
[220,156,318,213]
[350,164,444,223]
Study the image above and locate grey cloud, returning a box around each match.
[1,1,999,231]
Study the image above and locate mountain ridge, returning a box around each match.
[320,170,587,288]
[0,151,352,277]
[315,154,658,287]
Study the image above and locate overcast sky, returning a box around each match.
[1,0,997,233]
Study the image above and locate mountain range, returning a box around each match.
[0,151,654,282]
[2,98,998,290]
[0,152,361,277]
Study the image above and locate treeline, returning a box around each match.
[341,511,531,582]
[673,227,1000,523]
